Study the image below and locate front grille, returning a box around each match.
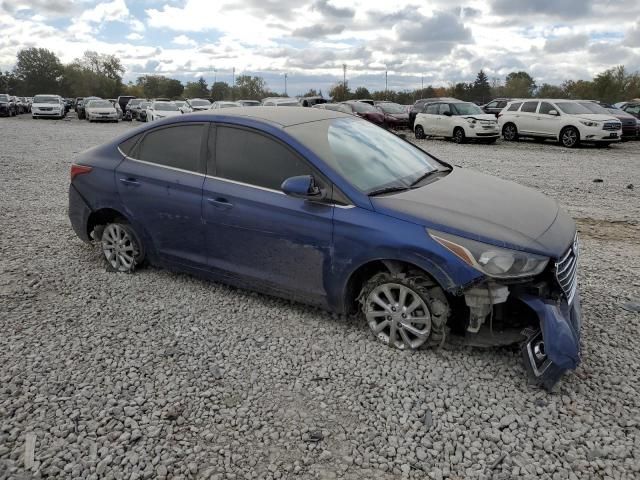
[555,235,579,304]
[603,122,621,131]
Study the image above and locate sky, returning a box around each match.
[1,0,640,96]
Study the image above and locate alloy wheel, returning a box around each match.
[101,224,140,272]
[453,128,465,144]
[503,124,517,141]
[415,125,425,139]
[561,128,578,148]
[364,283,432,350]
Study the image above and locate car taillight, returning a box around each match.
[71,164,93,181]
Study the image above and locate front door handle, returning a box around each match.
[207,197,233,209]
[119,178,140,186]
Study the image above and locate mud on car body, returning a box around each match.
[68,107,581,390]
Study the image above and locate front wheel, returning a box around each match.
[453,127,466,144]
[414,125,426,139]
[359,271,449,350]
[100,222,145,273]
[560,126,580,148]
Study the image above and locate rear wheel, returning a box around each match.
[453,127,466,144]
[100,222,145,273]
[414,125,425,139]
[359,271,449,350]
[560,126,580,148]
[502,123,518,141]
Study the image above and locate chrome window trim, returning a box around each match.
[116,149,355,208]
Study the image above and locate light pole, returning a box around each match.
[284,73,288,96]
[342,63,347,101]
[232,67,235,100]
[385,69,388,99]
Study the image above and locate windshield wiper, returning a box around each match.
[367,185,410,196]
[409,170,445,187]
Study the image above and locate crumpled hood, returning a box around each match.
[370,167,575,257]
[463,113,498,121]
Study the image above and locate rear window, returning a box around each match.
[135,125,204,172]
[119,134,142,156]
[507,102,522,111]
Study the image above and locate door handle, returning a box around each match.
[119,178,140,186]
[207,197,233,209]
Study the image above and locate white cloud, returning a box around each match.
[126,32,144,41]
[172,35,197,47]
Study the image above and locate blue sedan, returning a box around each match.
[69,107,581,389]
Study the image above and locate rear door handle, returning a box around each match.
[207,197,233,209]
[119,178,140,186]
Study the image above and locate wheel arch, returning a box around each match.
[86,207,132,240]
[341,259,454,315]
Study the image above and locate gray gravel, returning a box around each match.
[1,115,639,480]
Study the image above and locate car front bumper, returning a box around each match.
[466,124,499,138]
[580,125,622,142]
[32,111,63,117]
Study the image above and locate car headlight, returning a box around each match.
[579,120,600,127]
[465,118,477,125]
[428,230,549,279]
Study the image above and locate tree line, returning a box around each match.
[2,47,640,104]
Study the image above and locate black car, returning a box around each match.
[482,98,512,117]
[75,97,84,112]
[117,96,136,117]
[0,93,17,116]
[300,96,327,107]
[136,101,152,122]
[124,98,145,121]
[77,97,101,119]
[409,97,455,129]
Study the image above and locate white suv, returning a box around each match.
[414,100,499,144]
[498,99,622,148]
[31,94,65,119]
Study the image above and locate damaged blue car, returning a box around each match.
[68,107,581,390]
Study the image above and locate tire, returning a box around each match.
[560,126,580,148]
[453,127,466,144]
[502,123,518,141]
[100,222,145,273]
[359,270,449,350]
[414,125,426,139]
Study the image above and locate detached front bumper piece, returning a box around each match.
[518,291,582,390]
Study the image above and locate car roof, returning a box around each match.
[191,106,347,127]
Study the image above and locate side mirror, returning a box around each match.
[281,175,325,200]
[548,109,559,116]
[442,111,452,117]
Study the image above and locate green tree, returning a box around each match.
[561,80,595,99]
[302,88,320,97]
[210,81,231,101]
[184,77,209,98]
[329,81,350,101]
[472,70,491,102]
[353,86,371,99]
[13,47,63,95]
[536,83,566,98]
[504,71,536,98]
[234,75,267,100]
[164,79,184,99]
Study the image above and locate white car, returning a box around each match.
[31,94,65,119]
[147,101,182,121]
[85,99,119,122]
[414,100,499,143]
[261,97,300,107]
[498,99,622,148]
[180,98,211,113]
[209,101,242,109]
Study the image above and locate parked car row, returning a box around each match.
[0,94,33,116]
[408,97,640,148]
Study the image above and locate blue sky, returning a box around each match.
[1,0,639,95]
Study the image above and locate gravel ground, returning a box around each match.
[1,115,639,480]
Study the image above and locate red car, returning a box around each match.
[339,101,385,126]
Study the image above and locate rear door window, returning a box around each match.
[135,125,205,173]
[508,102,522,111]
[521,101,539,113]
[438,104,451,115]
[425,104,439,115]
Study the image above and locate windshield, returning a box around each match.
[240,101,260,106]
[129,99,142,106]
[377,103,405,114]
[277,101,299,106]
[452,103,483,115]
[174,101,185,107]
[33,95,59,103]
[288,117,444,193]
[556,102,593,115]
[351,102,377,114]
[190,99,210,106]
[578,102,611,114]
[87,100,112,108]
[140,102,151,108]
[154,103,179,111]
